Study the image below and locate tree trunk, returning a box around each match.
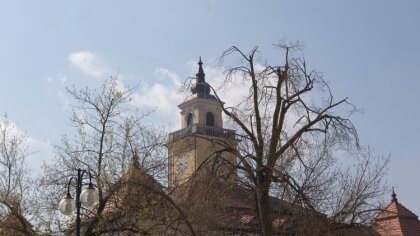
[256,175,273,236]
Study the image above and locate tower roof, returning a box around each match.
[374,190,420,236]
[196,57,205,82]
[191,57,216,100]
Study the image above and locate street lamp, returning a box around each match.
[58,168,99,236]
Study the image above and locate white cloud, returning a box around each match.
[68,51,108,78]
[154,68,182,87]
[118,68,184,130]
[132,68,184,114]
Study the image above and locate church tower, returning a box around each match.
[167,58,237,187]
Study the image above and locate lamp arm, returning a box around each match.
[88,170,94,186]
[67,177,74,194]
[80,169,88,185]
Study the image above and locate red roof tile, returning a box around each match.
[374,196,420,236]
[376,201,418,220]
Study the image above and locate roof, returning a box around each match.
[199,184,295,234]
[190,58,217,100]
[101,158,169,215]
[166,179,294,234]
[374,191,420,236]
[81,158,179,235]
[93,155,409,235]
[0,212,35,235]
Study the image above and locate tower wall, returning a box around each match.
[179,98,223,129]
[167,58,237,188]
[168,134,237,187]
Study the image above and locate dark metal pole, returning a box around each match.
[76,168,82,236]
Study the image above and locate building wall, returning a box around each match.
[179,98,223,129]
[167,134,237,187]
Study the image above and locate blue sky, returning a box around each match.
[1,1,420,214]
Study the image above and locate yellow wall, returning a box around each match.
[168,96,237,187]
[179,98,223,128]
[168,132,237,187]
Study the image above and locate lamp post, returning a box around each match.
[58,168,99,236]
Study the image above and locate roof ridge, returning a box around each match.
[395,201,418,219]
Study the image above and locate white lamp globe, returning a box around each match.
[58,194,76,215]
[80,184,99,208]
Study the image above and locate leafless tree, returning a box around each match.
[40,78,201,235]
[0,115,37,235]
[212,42,388,235]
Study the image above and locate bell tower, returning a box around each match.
[167,58,237,187]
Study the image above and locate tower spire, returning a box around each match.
[191,57,212,98]
[196,56,205,82]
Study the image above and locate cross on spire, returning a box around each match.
[391,187,398,202]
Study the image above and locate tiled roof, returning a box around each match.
[209,185,297,234]
[374,193,420,236]
[0,212,35,235]
[376,201,418,220]
[91,161,171,219]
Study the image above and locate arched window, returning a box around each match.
[206,112,215,127]
[186,113,193,127]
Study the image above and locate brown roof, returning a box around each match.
[166,180,295,234]
[81,162,179,235]
[0,212,35,235]
[210,184,295,234]
[374,193,420,236]
[101,162,170,215]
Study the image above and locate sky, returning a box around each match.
[1,1,420,215]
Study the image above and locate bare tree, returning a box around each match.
[40,78,160,234]
[41,78,200,235]
[0,115,36,235]
[212,42,388,235]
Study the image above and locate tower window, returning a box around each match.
[206,111,215,127]
[186,113,193,126]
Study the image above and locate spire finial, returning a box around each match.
[392,187,398,202]
[191,57,213,98]
[196,57,205,82]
